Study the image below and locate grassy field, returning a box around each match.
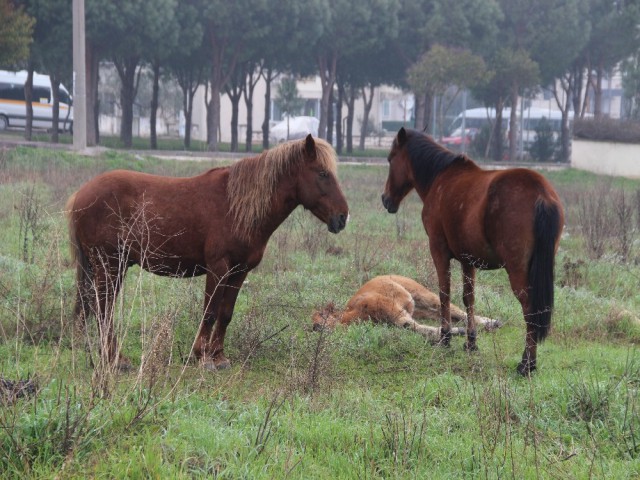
[0,145,639,478]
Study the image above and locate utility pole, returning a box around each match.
[72,0,87,151]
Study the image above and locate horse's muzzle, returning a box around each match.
[328,213,348,233]
[381,194,398,214]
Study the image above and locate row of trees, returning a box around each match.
[2,0,640,159]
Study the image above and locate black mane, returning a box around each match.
[403,129,465,190]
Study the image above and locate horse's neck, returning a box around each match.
[414,154,477,198]
[254,179,300,241]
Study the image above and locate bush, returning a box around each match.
[528,117,558,162]
[573,117,640,143]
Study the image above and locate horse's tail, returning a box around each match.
[528,198,562,342]
[66,192,91,320]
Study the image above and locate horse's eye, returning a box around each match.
[319,170,328,178]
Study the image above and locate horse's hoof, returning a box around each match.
[438,329,452,347]
[464,342,478,352]
[200,357,231,371]
[201,359,217,372]
[516,360,536,376]
[116,357,133,372]
[214,357,231,370]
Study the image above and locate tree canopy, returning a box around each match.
[0,0,34,67]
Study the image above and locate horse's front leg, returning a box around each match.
[462,264,478,351]
[196,269,248,371]
[433,254,452,346]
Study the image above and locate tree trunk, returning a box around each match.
[150,61,160,149]
[261,68,274,150]
[317,53,337,139]
[492,99,504,161]
[327,87,334,145]
[335,81,343,154]
[207,87,221,151]
[345,83,355,153]
[115,56,140,148]
[509,85,518,162]
[243,64,261,152]
[594,63,604,119]
[85,42,99,146]
[228,88,241,152]
[24,65,34,141]
[359,84,375,151]
[414,92,426,131]
[50,76,60,143]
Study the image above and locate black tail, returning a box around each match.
[528,199,562,342]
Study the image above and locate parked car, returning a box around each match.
[441,127,478,151]
[269,116,319,143]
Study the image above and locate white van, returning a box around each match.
[448,107,569,146]
[0,70,73,133]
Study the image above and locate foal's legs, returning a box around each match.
[462,264,477,351]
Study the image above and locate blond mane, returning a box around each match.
[227,137,337,240]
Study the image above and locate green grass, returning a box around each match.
[0,146,639,478]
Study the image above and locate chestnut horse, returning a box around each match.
[67,135,349,371]
[381,128,563,375]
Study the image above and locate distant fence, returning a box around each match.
[572,139,640,179]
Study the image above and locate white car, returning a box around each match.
[269,116,319,143]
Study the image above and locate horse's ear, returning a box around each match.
[304,134,317,160]
[397,127,407,146]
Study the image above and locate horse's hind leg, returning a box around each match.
[92,253,129,371]
[462,264,478,351]
[432,252,452,346]
[507,268,537,375]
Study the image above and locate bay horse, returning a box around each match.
[67,135,349,371]
[312,275,502,342]
[381,128,563,375]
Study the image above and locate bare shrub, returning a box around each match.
[232,306,290,365]
[567,373,617,423]
[17,184,46,264]
[285,327,336,396]
[559,258,587,289]
[301,222,330,261]
[576,182,614,260]
[612,188,636,262]
[352,232,387,283]
[254,390,286,456]
[636,188,640,231]
[0,231,67,345]
[379,409,427,472]
[138,312,176,387]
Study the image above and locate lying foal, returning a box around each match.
[312,275,501,342]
